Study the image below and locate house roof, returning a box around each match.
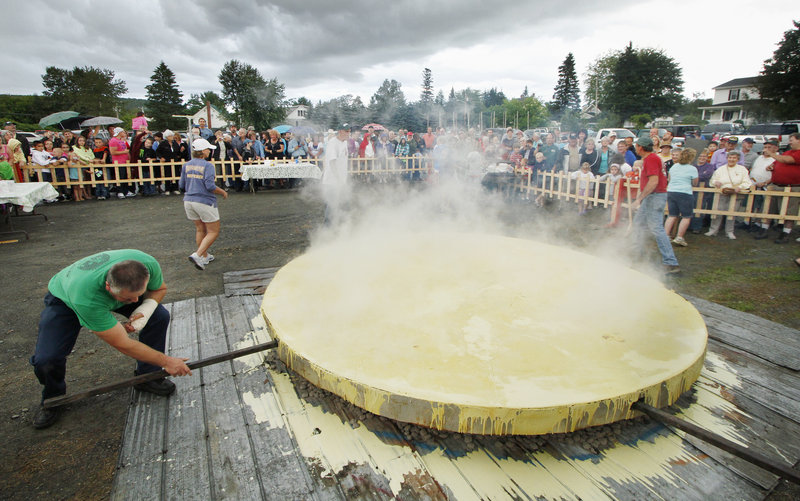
[714,77,759,89]
[190,104,225,116]
[697,99,768,110]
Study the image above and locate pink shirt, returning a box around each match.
[132,116,148,131]
[109,137,129,164]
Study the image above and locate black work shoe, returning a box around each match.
[775,232,790,244]
[134,377,176,396]
[754,228,769,239]
[33,406,60,429]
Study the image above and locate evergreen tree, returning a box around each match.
[551,53,581,118]
[219,60,286,128]
[603,43,683,123]
[369,79,406,126]
[420,68,433,103]
[145,61,184,130]
[757,20,800,120]
[42,65,127,115]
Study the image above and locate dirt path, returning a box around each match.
[1,186,798,499]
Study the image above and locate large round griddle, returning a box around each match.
[261,232,707,435]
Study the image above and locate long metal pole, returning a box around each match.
[43,340,279,409]
[632,401,800,486]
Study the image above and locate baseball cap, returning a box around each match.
[338,123,349,131]
[113,127,125,136]
[3,121,15,126]
[636,136,654,148]
[660,143,672,149]
[727,136,739,143]
[192,138,216,151]
[742,137,754,143]
[764,139,779,146]
[568,133,578,139]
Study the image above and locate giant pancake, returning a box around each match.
[261,232,707,435]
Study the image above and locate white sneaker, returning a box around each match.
[204,253,214,264]
[188,253,205,270]
[116,192,125,199]
[162,191,170,196]
[97,196,106,200]
[172,190,181,195]
[125,191,135,198]
[672,236,688,247]
[726,232,736,240]
[704,230,717,237]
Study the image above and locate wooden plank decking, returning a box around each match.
[110,271,800,500]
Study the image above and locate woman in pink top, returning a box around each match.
[109,127,134,198]
[132,111,148,132]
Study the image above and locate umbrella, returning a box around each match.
[273,125,291,134]
[39,111,80,128]
[362,123,385,131]
[80,116,122,127]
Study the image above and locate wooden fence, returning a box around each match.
[16,157,800,224]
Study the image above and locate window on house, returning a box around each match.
[728,89,740,101]
[722,110,735,121]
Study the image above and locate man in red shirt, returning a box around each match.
[756,132,800,243]
[631,136,680,274]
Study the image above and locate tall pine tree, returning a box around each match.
[145,61,183,130]
[552,53,581,118]
[420,68,433,103]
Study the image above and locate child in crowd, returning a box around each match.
[92,137,111,200]
[532,152,548,207]
[664,148,698,246]
[570,161,595,215]
[597,163,623,201]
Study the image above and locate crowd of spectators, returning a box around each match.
[1,119,798,248]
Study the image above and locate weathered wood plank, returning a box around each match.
[705,340,800,422]
[111,302,174,501]
[611,420,766,500]
[223,267,280,279]
[220,294,317,500]
[162,298,212,501]
[702,316,800,370]
[684,295,800,368]
[684,294,800,348]
[196,295,263,500]
[667,375,800,490]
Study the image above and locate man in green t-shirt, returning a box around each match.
[30,250,192,429]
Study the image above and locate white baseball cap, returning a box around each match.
[192,138,216,151]
[113,127,125,136]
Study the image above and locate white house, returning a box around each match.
[285,104,309,126]
[698,77,763,125]
[189,105,230,130]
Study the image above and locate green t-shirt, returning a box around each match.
[0,161,13,180]
[48,250,164,332]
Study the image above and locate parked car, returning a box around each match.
[523,129,550,140]
[701,123,745,140]
[635,128,668,139]
[744,122,800,151]
[593,128,635,147]
[15,131,43,144]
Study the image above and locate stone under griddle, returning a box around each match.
[261,232,707,435]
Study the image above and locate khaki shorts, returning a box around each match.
[766,184,800,218]
[184,201,220,223]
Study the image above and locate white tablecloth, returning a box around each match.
[0,182,59,212]
[240,161,322,181]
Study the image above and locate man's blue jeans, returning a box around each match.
[30,293,170,402]
[632,192,679,266]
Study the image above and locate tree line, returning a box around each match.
[1,21,796,133]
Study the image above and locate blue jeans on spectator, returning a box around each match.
[30,293,170,403]
[632,192,679,266]
[689,190,713,231]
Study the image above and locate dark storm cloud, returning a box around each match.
[2,0,597,96]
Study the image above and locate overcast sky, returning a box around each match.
[3,1,799,108]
